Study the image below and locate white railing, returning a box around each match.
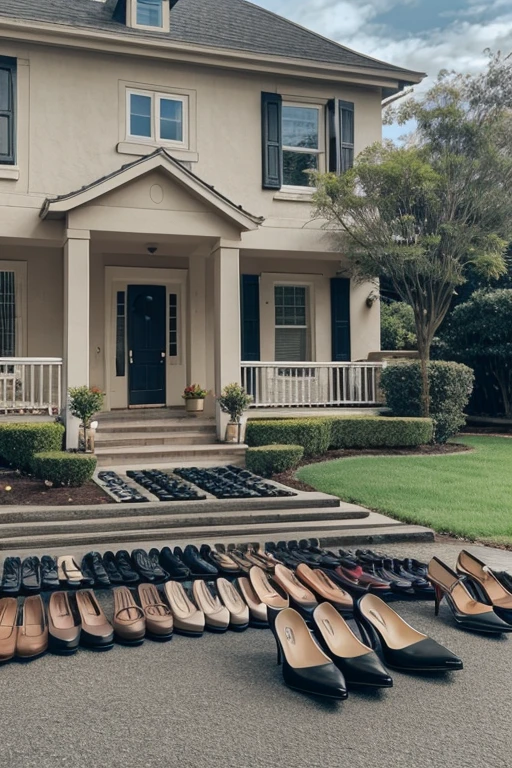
[0,358,63,414]
[241,362,385,407]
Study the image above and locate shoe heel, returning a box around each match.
[433,583,444,616]
[276,639,283,666]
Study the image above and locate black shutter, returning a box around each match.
[241,275,260,361]
[261,92,282,189]
[327,99,339,173]
[0,57,16,165]
[331,277,351,361]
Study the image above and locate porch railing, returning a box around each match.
[0,358,63,414]
[241,362,385,407]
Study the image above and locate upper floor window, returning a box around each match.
[136,0,163,27]
[339,101,354,172]
[0,57,16,166]
[127,89,188,149]
[282,105,323,188]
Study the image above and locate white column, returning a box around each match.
[63,230,90,449]
[188,253,207,392]
[212,241,241,439]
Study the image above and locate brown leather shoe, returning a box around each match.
[0,597,18,662]
[113,587,146,645]
[75,590,114,650]
[138,584,173,640]
[16,595,48,660]
[296,563,353,613]
[48,592,81,654]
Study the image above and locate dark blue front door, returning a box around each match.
[128,285,166,406]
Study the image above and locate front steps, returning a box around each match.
[95,409,246,467]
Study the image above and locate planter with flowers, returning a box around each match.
[182,384,208,415]
[218,383,252,443]
[68,385,105,453]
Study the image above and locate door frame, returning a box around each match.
[104,266,187,410]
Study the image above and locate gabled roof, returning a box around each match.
[0,0,424,81]
[40,148,263,231]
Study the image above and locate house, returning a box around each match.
[0,0,424,447]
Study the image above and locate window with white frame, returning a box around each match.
[0,270,16,356]
[282,104,323,188]
[275,285,309,361]
[135,0,164,28]
[127,90,188,148]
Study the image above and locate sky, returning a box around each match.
[251,0,512,141]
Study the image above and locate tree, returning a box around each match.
[381,301,417,350]
[313,52,512,415]
[443,289,512,418]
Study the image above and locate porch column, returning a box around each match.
[212,241,241,439]
[63,230,90,449]
[188,253,207,396]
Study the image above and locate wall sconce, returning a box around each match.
[366,291,379,308]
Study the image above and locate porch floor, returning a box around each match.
[247,406,387,419]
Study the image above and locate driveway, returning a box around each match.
[1,540,511,768]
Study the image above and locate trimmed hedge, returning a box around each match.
[32,451,97,487]
[246,445,304,478]
[329,416,433,449]
[0,422,65,471]
[381,361,474,443]
[245,418,331,458]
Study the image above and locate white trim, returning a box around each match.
[273,280,314,362]
[0,260,27,356]
[0,165,19,180]
[126,88,189,150]
[127,0,169,32]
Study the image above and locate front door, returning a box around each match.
[128,285,166,406]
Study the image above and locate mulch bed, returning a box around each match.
[273,442,473,492]
[0,469,112,506]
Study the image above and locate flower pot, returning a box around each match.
[185,398,205,415]
[224,418,247,444]
[79,424,96,453]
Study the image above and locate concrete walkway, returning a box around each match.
[0,540,510,768]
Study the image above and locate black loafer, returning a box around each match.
[82,552,111,588]
[41,556,60,590]
[131,549,168,583]
[21,556,42,594]
[102,552,125,585]
[1,557,22,596]
[159,547,191,581]
[179,545,218,578]
[147,549,170,583]
[114,551,140,584]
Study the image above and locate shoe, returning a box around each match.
[137,584,173,641]
[57,556,84,588]
[102,551,125,585]
[131,549,167,583]
[0,597,18,662]
[47,592,81,654]
[237,577,268,628]
[331,566,369,597]
[114,550,140,584]
[1,557,22,596]
[21,557,42,594]
[158,547,191,581]
[356,593,463,672]
[312,602,392,689]
[163,581,204,636]
[148,549,170,583]
[75,590,114,650]
[222,548,253,574]
[82,552,111,588]
[428,557,512,633]
[112,587,146,645]
[178,545,218,578]
[192,580,230,633]
[456,550,512,624]
[272,564,318,621]
[41,556,60,590]
[249,566,289,633]
[200,544,241,576]
[16,595,48,660]
[296,564,353,614]
[273,608,348,699]
[216,578,250,631]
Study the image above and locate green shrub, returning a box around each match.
[0,422,65,470]
[381,301,417,350]
[246,418,331,458]
[329,416,433,448]
[381,361,474,443]
[32,451,97,487]
[246,445,304,477]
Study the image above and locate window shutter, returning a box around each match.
[339,100,355,172]
[261,92,282,189]
[327,99,339,173]
[331,277,351,361]
[241,275,260,361]
[0,57,16,166]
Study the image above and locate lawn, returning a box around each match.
[296,436,512,547]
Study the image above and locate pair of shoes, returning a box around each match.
[428,553,512,633]
[113,585,173,644]
[131,549,169,583]
[57,556,94,588]
[50,590,113,652]
[192,579,249,632]
[104,551,140,584]
[0,595,48,662]
[173,546,218,578]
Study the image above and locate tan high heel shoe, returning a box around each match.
[273,564,318,621]
[112,587,146,645]
[216,578,249,631]
[296,563,353,613]
[237,577,268,627]
[16,595,48,660]
[192,580,230,633]
[138,584,173,641]
[456,550,512,623]
[164,581,204,637]
[75,590,114,650]
[0,597,18,663]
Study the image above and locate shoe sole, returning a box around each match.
[286,683,348,700]
[145,632,173,642]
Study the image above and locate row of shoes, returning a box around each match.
[97,471,148,503]
[174,465,295,499]
[126,470,206,502]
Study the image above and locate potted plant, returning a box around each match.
[182,384,208,415]
[218,382,252,443]
[68,385,104,453]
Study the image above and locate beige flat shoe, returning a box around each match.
[138,584,173,641]
[57,556,83,588]
[192,580,229,633]
[164,581,204,636]
[16,595,48,660]
[217,578,249,631]
[237,577,268,627]
[249,566,289,610]
[113,587,146,645]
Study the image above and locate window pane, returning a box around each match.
[160,98,183,142]
[115,291,125,377]
[275,328,307,362]
[169,293,178,357]
[0,115,9,156]
[341,108,354,145]
[0,69,10,111]
[283,151,318,187]
[342,146,354,171]
[282,106,319,149]
[275,286,306,326]
[130,93,152,137]
[136,0,163,27]
[0,272,16,357]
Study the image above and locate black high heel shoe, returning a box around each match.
[355,592,464,672]
[428,557,512,634]
[273,608,348,699]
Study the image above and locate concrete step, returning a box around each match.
[95,431,218,447]
[97,419,216,434]
[97,408,190,422]
[95,443,247,467]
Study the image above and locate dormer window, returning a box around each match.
[126,0,169,31]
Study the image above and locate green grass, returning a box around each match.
[296,436,512,547]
